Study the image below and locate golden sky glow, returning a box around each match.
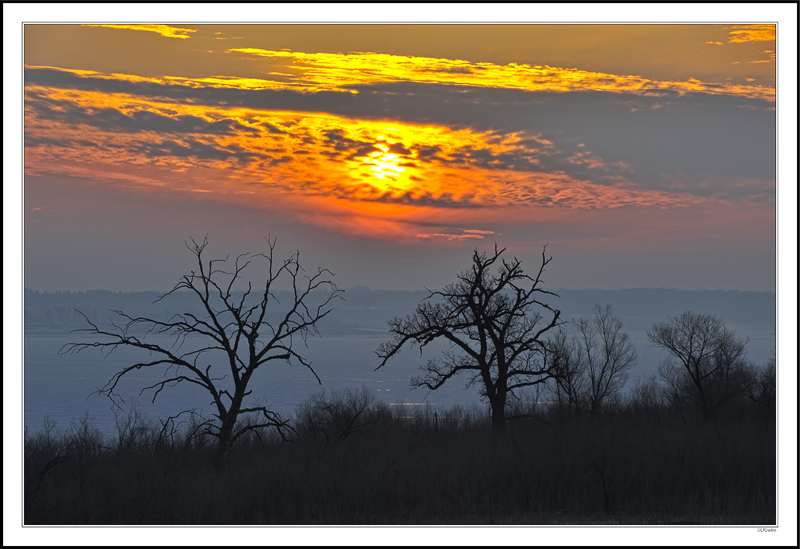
[83,24,197,39]
[726,24,776,43]
[226,47,774,101]
[22,23,776,274]
[24,78,708,217]
[27,50,775,102]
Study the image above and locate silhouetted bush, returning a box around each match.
[294,385,391,445]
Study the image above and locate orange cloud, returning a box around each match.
[226,48,775,101]
[24,82,707,217]
[26,56,775,103]
[27,58,765,246]
[83,24,197,39]
[726,25,776,43]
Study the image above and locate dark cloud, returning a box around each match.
[367,190,483,209]
[267,155,294,166]
[129,139,259,163]
[386,142,412,155]
[320,129,379,160]
[416,145,445,161]
[25,135,75,148]
[24,134,117,152]
[452,147,540,172]
[347,145,382,160]
[27,95,258,136]
[259,121,287,134]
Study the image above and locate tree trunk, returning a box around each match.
[217,388,246,453]
[490,396,506,436]
[696,383,713,422]
[217,411,237,454]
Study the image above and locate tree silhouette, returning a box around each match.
[648,311,748,420]
[577,303,638,415]
[546,328,587,418]
[546,304,637,418]
[376,244,562,434]
[60,237,342,452]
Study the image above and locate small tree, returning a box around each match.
[577,304,638,415]
[647,311,748,420]
[376,244,562,434]
[546,304,637,418]
[546,328,586,418]
[741,357,776,420]
[60,237,342,452]
[294,386,388,445]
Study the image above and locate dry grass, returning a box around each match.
[24,390,776,525]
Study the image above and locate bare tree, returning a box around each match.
[545,328,586,418]
[545,304,636,418]
[577,304,638,415]
[741,357,776,420]
[60,237,342,453]
[647,311,748,420]
[376,244,562,434]
[294,386,388,445]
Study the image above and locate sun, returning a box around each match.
[365,138,406,181]
[349,133,416,194]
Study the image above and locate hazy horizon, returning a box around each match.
[22,283,779,296]
[22,285,777,437]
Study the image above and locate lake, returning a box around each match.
[23,332,488,434]
[23,323,775,435]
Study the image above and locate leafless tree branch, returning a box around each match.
[60,236,342,453]
[376,244,562,434]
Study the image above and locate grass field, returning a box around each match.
[23,386,776,526]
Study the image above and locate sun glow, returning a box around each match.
[24,82,505,203]
[351,135,410,191]
[24,51,730,244]
[25,79,705,219]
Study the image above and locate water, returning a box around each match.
[23,332,486,434]
[22,323,776,435]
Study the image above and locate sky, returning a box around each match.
[18,18,783,293]
[5,5,798,546]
